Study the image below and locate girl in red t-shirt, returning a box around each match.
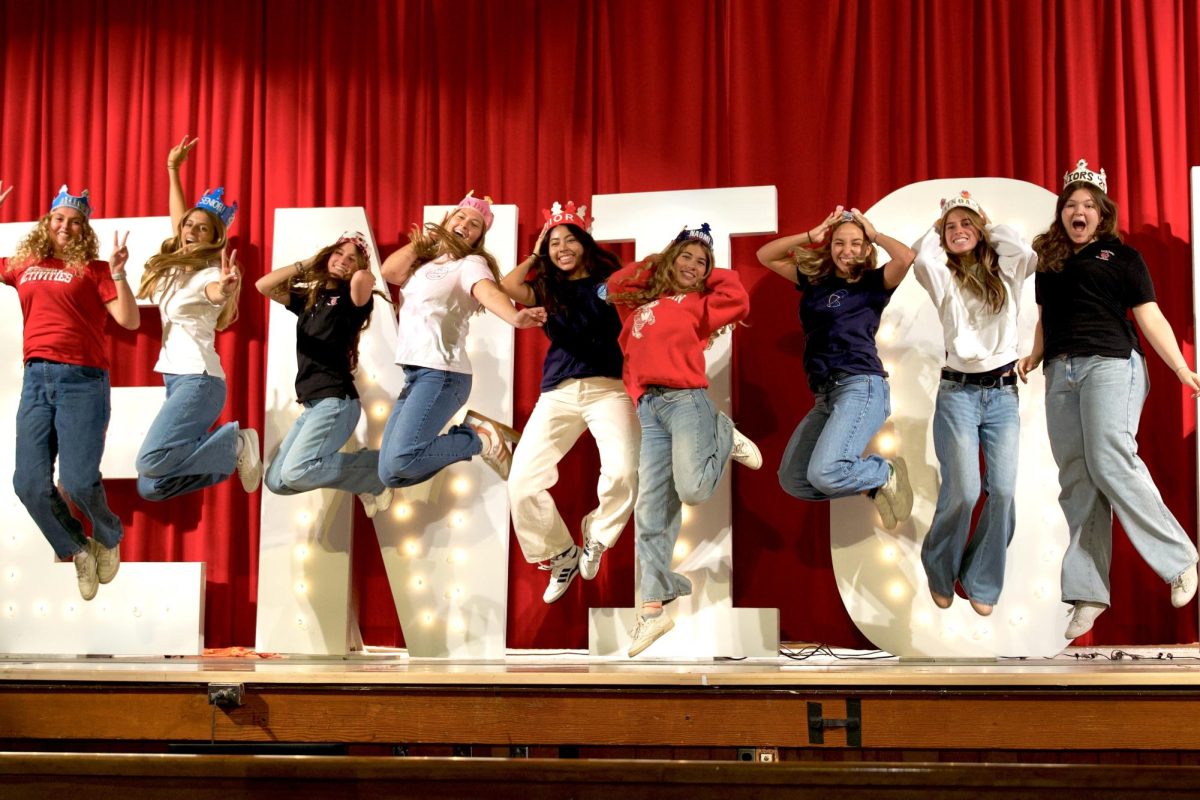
[0,182,139,602]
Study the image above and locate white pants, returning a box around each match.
[509,377,640,562]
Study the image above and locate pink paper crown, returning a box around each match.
[542,200,592,232]
[1063,158,1107,193]
[335,230,371,266]
[939,190,983,219]
[457,190,494,230]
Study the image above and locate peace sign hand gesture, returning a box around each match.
[218,247,242,299]
[168,135,199,171]
[110,231,130,274]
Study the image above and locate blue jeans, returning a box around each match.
[378,366,480,488]
[920,380,1019,605]
[136,373,238,501]
[1045,354,1198,605]
[778,373,891,500]
[635,387,733,604]
[14,361,123,559]
[265,396,385,495]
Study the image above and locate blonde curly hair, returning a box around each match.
[9,213,99,275]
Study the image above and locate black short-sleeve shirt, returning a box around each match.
[535,274,624,392]
[796,266,895,387]
[1035,239,1154,360]
[287,284,373,402]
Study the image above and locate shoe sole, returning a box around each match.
[238,430,263,492]
[465,410,522,445]
[890,457,913,523]
[628,616,675,657]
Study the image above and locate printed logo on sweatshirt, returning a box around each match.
[631,295,686,339]
[19,267,74,285]
[1097,250,1114,262]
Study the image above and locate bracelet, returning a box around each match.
[111,271,127,282]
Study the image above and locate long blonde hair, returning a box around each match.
[138,208,238,330]
[939,208,1006,316]
[9,214,99,274]
[409,213,501,281]
[793,220,877,284]
[607,239,715,307]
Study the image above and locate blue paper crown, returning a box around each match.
[673,222,714,248]
[196,186,238,228]
[49,185,92,219]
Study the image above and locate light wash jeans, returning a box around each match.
[1045,354,1198,606]
[136,373,238,501]
[510,377,640,562]
[778,373,891,500]
[920,380,1019,605]
[265,396,384,496]
[635,387,733,604]
[378,366,480,488]
[14,361,123,559]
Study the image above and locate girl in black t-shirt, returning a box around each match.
[255,232,394,517]
[1018,159,1200,640]
[497,202,639,604]
[756,206,915,530]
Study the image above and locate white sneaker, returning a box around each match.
[469,419,513,480]
[730,427,763,470]
[1171,563,1198,608]
[579,537,606,581]
[74,545,98,601]
[235,429,263,492]
[876,458,913,527]
[539,545,579,603]
[1065,601,1106,639]
[358,487,394,519]
[628,612,675,657]
[463,410,522,446]
[90,539,120,584]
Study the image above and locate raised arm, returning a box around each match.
[986,221,1038,282]
[166,135,198,229]
[204,247,241,305]
[472,278,547,329]
[855,209,915,290]
[498,226,545,306]
[755,206,844,281]
[0,179,11,208]
[1132,302,1200,393]
[105,231,140,330]
[256,261,300,305]
[381,242,418,287]
[349,268,375,307]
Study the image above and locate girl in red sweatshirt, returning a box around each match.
[606,223,758,656]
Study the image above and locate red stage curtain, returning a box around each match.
[0,0,1198,649]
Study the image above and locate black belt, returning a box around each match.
[941,368,1017,387]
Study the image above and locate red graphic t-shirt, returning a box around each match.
[1,257,118,369]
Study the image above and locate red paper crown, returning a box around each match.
[542,200,592,232]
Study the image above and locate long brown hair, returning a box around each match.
[793,220,877,284]
[939,208,1006,316]
[607,239,715,307]
[10,213,99,274]
[138,208,239,330]
[288,241,385,373]
[409,213,501,281]
[1033,183,1121,273]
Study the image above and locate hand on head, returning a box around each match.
[808,205,845,244]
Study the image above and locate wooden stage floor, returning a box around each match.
[4,646,1200,757]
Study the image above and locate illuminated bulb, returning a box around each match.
[98,603,110,616]
[403,538,420,557]
[1009,610,1026,627]
[368,372,379,384]
[681,506,692,525]
[393,503,412,521]
[410,576,426,591]
[373,403,388,419]
[941,620,961,639]
[4,603,15,618]
[1033,581,1051,600]
[451,585,463,598]
[450,547,468,564]
[296,615,307,629]
[971,624,990,641]
[64,603,77,617]
[421,611,435,627]
[5,567,18,582]
[886,580,907,601]
[880,545,898,563]
[878,324,897,343]
[877,432,897,454]
[294,545,310,561]
[673,540,690,559]
[132,606,142,618]
[1041,546,1057,563]
[449,511,467,528]
[297,510,312,525]
[295,581,308,595]
[450,476,471,496]
[35,601,47,616]
[913,610,932,628]
[449,616,466,633]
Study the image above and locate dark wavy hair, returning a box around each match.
[288,241,386,373]
[1033,183,1121,273]
[529,223,622,314]
[793,220,878,284]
